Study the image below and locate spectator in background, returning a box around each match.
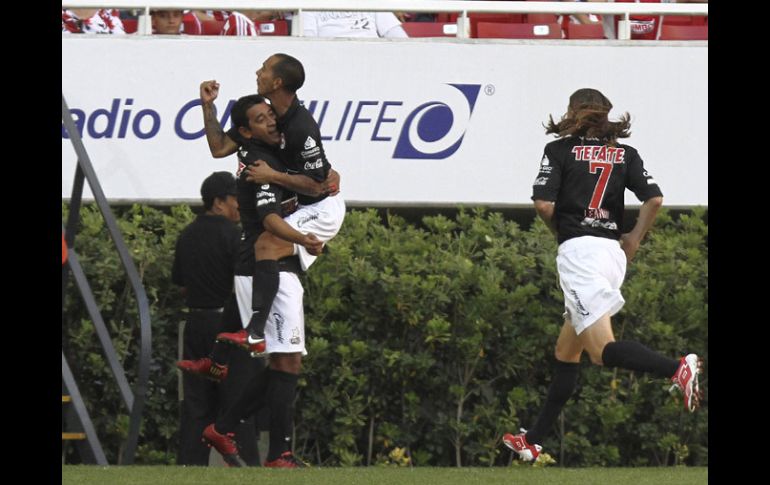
[301,11,408,38]
[151,9,184,35]
[216,10,259,36]
[62,8,125,34]
[594,0,708,40]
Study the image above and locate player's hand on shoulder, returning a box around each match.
[246,161,276,184]
[303,233,324,256]
[323,169,341,196]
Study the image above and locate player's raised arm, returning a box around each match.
[200,80,238,158]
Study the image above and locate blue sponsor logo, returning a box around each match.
[62,84,482,160]
[393,84,480,159]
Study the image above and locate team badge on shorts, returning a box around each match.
[290,328,301,345]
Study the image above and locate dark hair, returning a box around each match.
[545,88,631,145]
[200,171,237,210]
[272,53,305,92]
[230,94,268,130]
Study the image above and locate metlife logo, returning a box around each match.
[62,83,485,161]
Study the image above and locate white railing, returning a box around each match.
[62,1,708,39]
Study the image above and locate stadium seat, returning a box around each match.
[201,19,225,35]
[255,20,289,36]
[183,16,201,35]
[402,22,458,38]
[662,15,707,26]
[468,13,524,38]
[526,13,558,24]
[122,18,137,34]
[476,22,562,39]
[565,23,605,39]
[659,24,708,40]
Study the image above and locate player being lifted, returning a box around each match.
[502,88,703,463]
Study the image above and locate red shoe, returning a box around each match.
[217,329,267,357]
[264,451,308,468]
[176,357,228,382]
[502,429,542,462]
[670,353,702,412]
[201,424,244,467]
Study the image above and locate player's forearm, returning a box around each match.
[534,200,558,237]
[270,172,324,197]
[263,213,308,245]
[628,196,663,241]
[201,102,236,158]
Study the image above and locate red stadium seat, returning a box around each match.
[122,18,137,34]
[659,24,708,40]
[662,15,707,26]
[255,20,289,36]
[476,22,562,39]
[201,19,225,35]
[402,22,458,38]
[526,13,558,24]
[468,13,524,38]
[565,23,605,39]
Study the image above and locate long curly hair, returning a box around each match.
[545,88,631,146]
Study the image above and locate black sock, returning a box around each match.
[601,340,679,378]
[215,363,269,433]
[526,360,580,445]
[248,260,280,339]
[266,369,299,461]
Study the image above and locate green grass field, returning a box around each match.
[62,465,707,485]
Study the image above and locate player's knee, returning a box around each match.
[554,346,580,364]
[587,350,604,366]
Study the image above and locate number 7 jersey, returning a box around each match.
[532,137,663,244]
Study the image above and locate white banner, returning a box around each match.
[62,36,707,206]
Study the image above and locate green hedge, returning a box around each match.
[62,204,707,467]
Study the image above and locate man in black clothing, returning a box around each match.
[172,171,259,466]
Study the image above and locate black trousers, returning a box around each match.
[177,307,262,466]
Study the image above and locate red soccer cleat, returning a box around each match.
[202,423,244,467]
[176,357,228,382]
[217,329,267,358]
[264,451,308,468]
[670,353,702,412]
[502,429,542,462]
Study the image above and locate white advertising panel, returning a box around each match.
[62,37,707,206]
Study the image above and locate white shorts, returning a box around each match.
[285,194,346,271]
[234,273,307,355]
[556,236,627,335]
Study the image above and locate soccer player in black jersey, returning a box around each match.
[502,88,703,464]
[178,91,328,467]
[232,53,346,354]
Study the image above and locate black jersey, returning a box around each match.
[172,214,240,308]
[277,97,331,205]
[532,137,663,245]
[225,129,297,275]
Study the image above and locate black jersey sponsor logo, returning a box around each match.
[304,159,324,170]
[572,145,625,164]
[304,136,317,149]
[534,176,549,186]
[580,217,618,230]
